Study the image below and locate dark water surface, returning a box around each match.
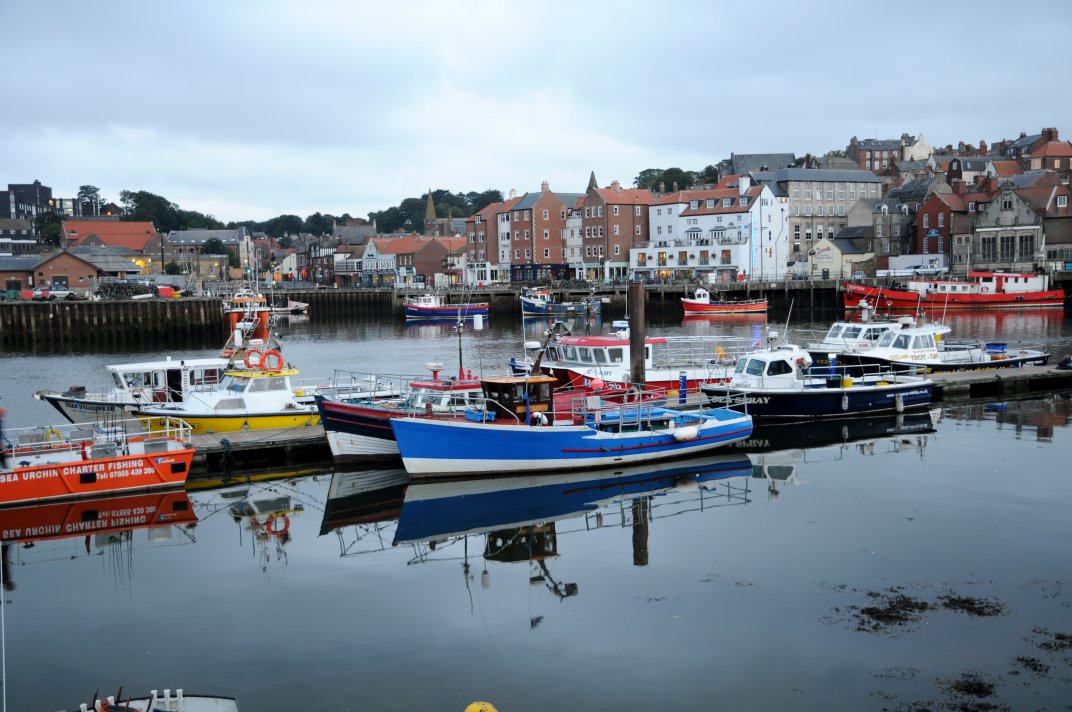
[1,311,1071,711]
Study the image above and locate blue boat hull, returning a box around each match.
[390,408,753,476]
[404,303,489,319]
[520,297,602,316]
[711,380,933,419]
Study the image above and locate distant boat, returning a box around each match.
[520,287,604,316]
[65,688,241,712]
[390,372,753,477]
[681,287,768,315]
[842,271,1065,309]
[404,293,489,320]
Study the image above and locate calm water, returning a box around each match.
[1,311,1071,711]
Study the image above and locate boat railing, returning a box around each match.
[2,417,192,466]
[653,335,756,369]
[320,370,426,402]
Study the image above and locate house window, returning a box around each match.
[740,197,749,206]
[938,213,944,227]
[722,198,732,207]
[613,206,620,216]
[635,225,642,235]
[838,204,845,216]
[849,186,856,201]
[614,245,620,255]
[923,214,930,228]
[542,209,549,219]
[657,226,663,235]
[613,224,620,236]
[597,206,603,217]
[1058,195,1068,208]
[678,250,688,265]
[703,199,712,209]
[635,206,641,216]
[543,248,550,258]
[816,205,824,216]
[543,229,549,239]
[1001,195,1013,210]
[667,225,672,235]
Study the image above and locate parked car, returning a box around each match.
[30,285,80,301]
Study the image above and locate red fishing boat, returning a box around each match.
[681,288,768,315]
[842,271,1065,310]
[0,418,194,507]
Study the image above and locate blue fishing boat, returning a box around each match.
[390,373,753,477]
[404,292,489,320]
[700,343,934,419]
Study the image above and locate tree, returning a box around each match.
[696,165,720,184]
[77,185,103,216]
[35,212,64,248]
[303,212,334,236]
[278,235,294,249]
[634,169,664,190]
[202,237,227,255]
[657,167,694,192]
[164,261,182,275]
[119,190,180,232]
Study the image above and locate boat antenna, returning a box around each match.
[781,298,794,343]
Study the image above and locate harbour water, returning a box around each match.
[1,310,1071,710]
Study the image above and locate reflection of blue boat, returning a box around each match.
[393,453,753,544]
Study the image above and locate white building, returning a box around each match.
[631,176,788,282]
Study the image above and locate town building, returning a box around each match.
[581,175,655,282]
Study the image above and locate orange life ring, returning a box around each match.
[261,349,283,371]
[264,514,290,536]
[244,349,265,369]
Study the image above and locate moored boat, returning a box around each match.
[681,287,768,315]
[0,417,194,507]
[520,287,603,316]
[404,292,489,319]
[700,343,934,419]
[66,688,240,711]
[390,372,753,477]
[842,271,1065,310]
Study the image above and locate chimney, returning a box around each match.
[508,188,517,199]
[611,180,621,192]
[671,181,678,192]
[1042,127,1058,142]
[979,140,987,156]
[738,176,750,196]
[952,180,967,196]
[658,181,665,193]
[541,181,550,192]
[1020,132,1027,139]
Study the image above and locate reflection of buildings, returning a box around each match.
[944,395,1072,443]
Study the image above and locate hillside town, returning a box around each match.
[2,126,1070,294]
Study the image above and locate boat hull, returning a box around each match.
[705,379,933,419]
[841,281,1065,309]
[138,410,319,433]
[681,298,768,315]
[0,449,193,506]
[317,397,403,462]
[390,409,753,477]
[0,489,197,542]
[520,297,602,316]
[35,392,134,424]
[829,351,1050,374]
[404,303,489,319]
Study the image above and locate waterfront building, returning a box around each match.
[581,174,654,282]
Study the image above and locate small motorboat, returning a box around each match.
[67,687,240,711]
[403,293,489,319]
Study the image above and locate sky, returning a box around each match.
[3,0,1070,224]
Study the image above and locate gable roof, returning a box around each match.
[63,220,157,251]
[730,153,795,174]
[592,186,655,205]
[1030,141,1072,158]
[0,256,39,271]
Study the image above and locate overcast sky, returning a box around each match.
[3,0,1069,224]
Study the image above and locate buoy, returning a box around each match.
[244,349,265,369]
[261,349,283,371]
[465,703,498,712]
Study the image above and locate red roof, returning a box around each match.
[62,221,157,250]
[1030,141,1072,158]
[990,160,1023,177]
[593,186,655,205]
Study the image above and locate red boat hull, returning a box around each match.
[681,298,768,315]
[842,282,1065,310]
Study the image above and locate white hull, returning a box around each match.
[326,431,401,460]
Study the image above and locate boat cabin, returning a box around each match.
[730,347,812,388]
[211,367,302,410]
[479,374,558,423]
[110,358,228,403]
[403,377,484,413]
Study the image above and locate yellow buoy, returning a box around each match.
[465,703,498,712]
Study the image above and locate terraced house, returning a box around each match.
[580,175,654,282]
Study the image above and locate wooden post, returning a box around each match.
[628,280,646,385]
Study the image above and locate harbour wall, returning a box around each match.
[0,283,847,352]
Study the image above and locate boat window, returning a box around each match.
[152,371,166,388]
[913,335,934,349]
[734,359,748,374]
[547,346,560,361]
[112,372,126,389]
[824,325,844,340]
[578,348,594,363]
[864,327,886,341]
[214,398,245,411]
[561,346,577,361]
[842,326,862,339]
[766,360,793,376]
[192,367,224,386]
[608,347,624,364]
[225,376,250,394]
[893,334,911,349]
[593,349,608,364]
[876,331,897,347]
[123,371,152,388]
[745,359,764,375]
[247,376,287,392]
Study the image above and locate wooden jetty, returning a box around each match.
[188,425,331,483]
[928,364,1072,403]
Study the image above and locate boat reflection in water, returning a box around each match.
[320,467,410,557]
[188,476,322,572]
[0,489,198,593]
[736,408,941,502]
[392,453,753,605]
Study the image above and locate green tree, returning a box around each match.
[633,169,663,190]
[466,189,504,213]
[278,235,294,249]
[164,261,182,275]
[202,237,227,255]
[303,212,333,235]
[35,212,65,248]
[696,165,720,184]
[657,167,694,191]
[77,185,103,216]
[119,190,180,232]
